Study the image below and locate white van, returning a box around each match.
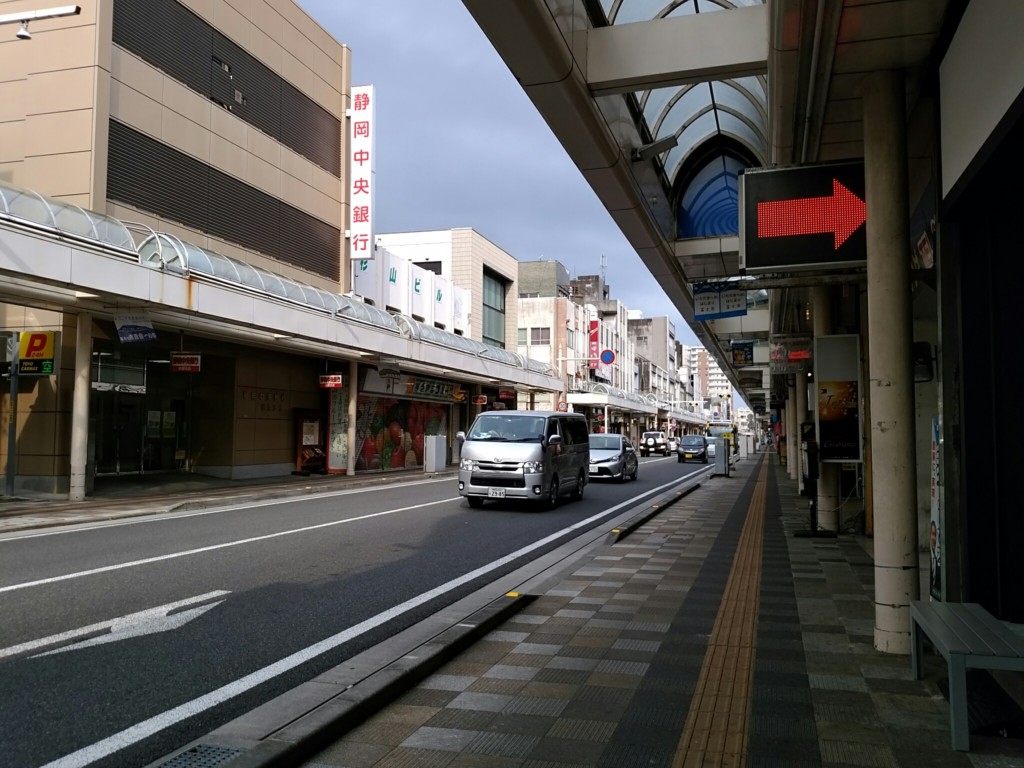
[456,410,589,508]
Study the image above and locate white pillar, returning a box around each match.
[795,371,808,493]
[346,359,358,475]
[864,70,918,654]
[786,379,798,480]
[814,286,841,531]
[68,313,92,501]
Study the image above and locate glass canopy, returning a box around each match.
[0,179,136,253]
[591,1,768,238]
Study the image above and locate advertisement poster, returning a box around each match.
[327,386,349,473]
[732,341,754,366]
[929,415,942,599]
[814,334,862,462]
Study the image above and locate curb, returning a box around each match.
[146,468,724,768]
[607,464,713,543]
[154,593,534,768]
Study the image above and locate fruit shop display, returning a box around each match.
[354,397,447,472]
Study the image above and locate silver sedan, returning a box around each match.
[587,433,639,482]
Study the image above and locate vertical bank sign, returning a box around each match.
[588,320,599,369]
[349,84,375,262]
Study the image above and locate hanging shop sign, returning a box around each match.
[693,281,747,321]
[17,331,57,375]
[319,373,344,388]
[588,320,599,369]
[731,341,754,366]
[498,389,516,400]
[170,353,201,373]
[739,161,866,273]
[769,335,812,374]
[472,394,488,406]
[113,311,158,344]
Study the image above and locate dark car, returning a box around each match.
[588,433,638,482]
[677,434,709,463]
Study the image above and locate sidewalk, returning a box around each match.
[206,451,1021,768]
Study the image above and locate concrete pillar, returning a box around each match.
[68,313,92,501]
[814,286,841,530]
[786,378,798,480]
[795,370,808,493]
[863,70,918,654]
[346,359,358,474]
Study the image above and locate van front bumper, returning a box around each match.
[458,468,547,500]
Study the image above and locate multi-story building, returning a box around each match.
[0,1,560,497]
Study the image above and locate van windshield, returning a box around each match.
[467,413,546,442]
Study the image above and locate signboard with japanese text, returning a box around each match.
[740,162,866,273]
[770,335,812,374]
[319,374,344,388]
[170,353,201,373]
[409,263,432,322]
[693,282,747,321]
[588,320,599,369]
[362,368,467,403]
[352,257,381,305]
[433,274,453,329]
[114,312,157,344]
[17,331,57,375]
[383,249,408,311]
[453,286,471,334]
[349,84,375,261]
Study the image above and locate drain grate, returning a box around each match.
[156,744,243,768]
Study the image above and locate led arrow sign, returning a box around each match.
[739,161,866,274]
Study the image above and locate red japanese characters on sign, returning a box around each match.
[349,85,375,260]
[319,374,344,388]
[589,320,599,369]
[170,353,201,373]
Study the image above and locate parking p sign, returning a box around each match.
[18,331,57,375]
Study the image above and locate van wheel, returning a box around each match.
[545,476,559,509]
[570,471,584,501]
[467,497,484,508]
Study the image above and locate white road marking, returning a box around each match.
[0,591,230,660]
[0,476,456,542]
[0,498,461,595]
[39,476,690,768]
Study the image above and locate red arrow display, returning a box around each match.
[757,179,866,249]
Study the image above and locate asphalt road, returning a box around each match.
[0,456,705,768]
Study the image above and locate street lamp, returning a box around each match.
[0,5,81,40]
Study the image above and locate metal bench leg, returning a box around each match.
[948,655,969,751]
[911,618,923,679]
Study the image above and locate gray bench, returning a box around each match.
[910,600,1024,751]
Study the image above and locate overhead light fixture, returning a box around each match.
[15,21,30,40]
[631,134,678,162]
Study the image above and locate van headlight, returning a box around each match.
[460,458,478,470]
[522,461,543,473]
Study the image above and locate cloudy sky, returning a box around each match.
[297,0,702,347]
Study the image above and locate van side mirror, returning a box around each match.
[455,431,466,443]
[546,434,562,449]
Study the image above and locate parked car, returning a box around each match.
[677,434,710,464]
[639,430,671,457]
[667,436,678,452]
[588,433,638,482]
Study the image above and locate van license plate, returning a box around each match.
[488,488,505,498]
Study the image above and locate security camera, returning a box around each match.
[16,22,31,40]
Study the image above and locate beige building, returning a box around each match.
[0,1,560,496]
